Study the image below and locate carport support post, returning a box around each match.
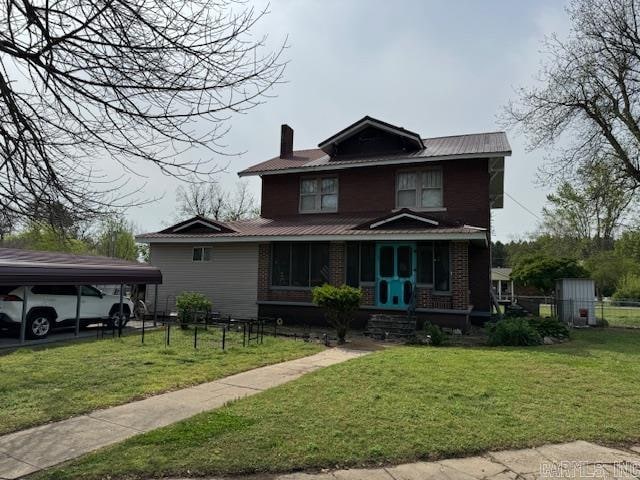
[74,286,81,337]
[153,284,158,327]
[118,284,124,337]
[19,286,28,344]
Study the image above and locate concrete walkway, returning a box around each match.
[0,347,368,479]
[209,441,640,480]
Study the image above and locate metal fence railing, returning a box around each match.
[532,297,640,328]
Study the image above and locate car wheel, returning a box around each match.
[27,312,52,339]
[108,310,130,329]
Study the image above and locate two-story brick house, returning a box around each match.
[138,116,511,331]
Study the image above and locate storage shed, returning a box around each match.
[555,278,596,326]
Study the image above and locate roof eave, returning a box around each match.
[137,231,488,244]
[238,150,512,177]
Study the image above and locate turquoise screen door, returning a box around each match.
[375,243,416,308]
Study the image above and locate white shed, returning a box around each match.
[555,278,596,326]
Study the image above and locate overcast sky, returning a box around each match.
[125,0,571,242]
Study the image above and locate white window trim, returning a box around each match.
[395,167,443,210]
[299,176,339,214]
[192,246,212,262]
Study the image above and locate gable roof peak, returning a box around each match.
[318,116,424,155]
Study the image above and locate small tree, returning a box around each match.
[175,292,212,328]
[613,274,640,301]
[511,255,588,295]
[312,284,362,344]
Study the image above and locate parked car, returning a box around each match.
[0,285,134,339]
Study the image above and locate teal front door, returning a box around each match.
[376,243,416,309]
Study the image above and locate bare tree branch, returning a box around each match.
[0,0,285,225]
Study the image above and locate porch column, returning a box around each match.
[257,243,270,302]
[498,280,502,300]
[450,241,470,310]
[328,241,345,286]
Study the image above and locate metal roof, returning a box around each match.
[0,248,162,285]
[239,131,511,177]
[137,212,488,244]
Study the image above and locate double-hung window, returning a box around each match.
[192,247,212,262]
[300,177,338,213]
[396,168,443,209]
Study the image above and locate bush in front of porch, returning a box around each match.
[311,284,362,344]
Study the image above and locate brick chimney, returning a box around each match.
[280,124,294,158]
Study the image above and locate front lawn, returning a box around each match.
[0,328,322,435]
[40,329,640,479]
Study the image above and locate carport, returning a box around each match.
[0,248,162,344]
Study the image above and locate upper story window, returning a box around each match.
[192,247,212,262]
[396,168,443,209]
[300,177,338,213]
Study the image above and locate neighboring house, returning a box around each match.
[137,116,511,330]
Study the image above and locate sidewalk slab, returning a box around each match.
[0,347,366,479]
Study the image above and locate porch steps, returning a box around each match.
[365,314,417,340]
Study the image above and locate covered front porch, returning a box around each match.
[257,236,485,332]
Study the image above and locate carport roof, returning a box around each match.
[0,248,162,285]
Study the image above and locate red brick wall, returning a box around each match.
[451,241,470,309]
[260,158,490,228]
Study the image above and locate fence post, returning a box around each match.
[167,323,171,347]
[222,326,226,351]
[260,320,264,344]
[141,316,145,344]
[243,324,246,347]
[194,326,198,349]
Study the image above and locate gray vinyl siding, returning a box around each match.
[148,243,259,318]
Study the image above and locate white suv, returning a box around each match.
[0,285,134,339]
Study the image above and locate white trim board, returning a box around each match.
[173,220,222,233]
[137,232,488,244]
[370,213,439,229]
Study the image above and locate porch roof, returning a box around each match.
[137,213,488,244]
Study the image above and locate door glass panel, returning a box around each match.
[397,246,412,278]
[379,280,388,304]
[403,281,413,305]
[380,246,394,277]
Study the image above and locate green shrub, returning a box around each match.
[312,284,362,344]
[425,323,445,346]
[487,318,542,346]
[175,291,212,327]
[613,273,640,301]
[529,316,570,338]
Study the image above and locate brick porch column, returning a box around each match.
[257,243,270,301]
[450,241,470,310]
[329,241,345,286]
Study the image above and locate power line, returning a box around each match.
[504,191,543,221]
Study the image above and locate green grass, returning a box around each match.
[540,303,640,327]
[0,328,322,435]
[40,329,640,480]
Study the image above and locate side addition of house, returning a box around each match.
[137,116,511,330]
